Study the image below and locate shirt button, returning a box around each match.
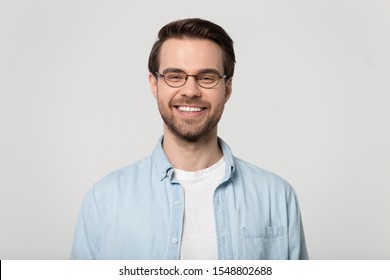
[174,201,181,207]
[171,238,178,244]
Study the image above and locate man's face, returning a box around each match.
[149,38,232,142]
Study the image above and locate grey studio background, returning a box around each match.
[0,0,389,259]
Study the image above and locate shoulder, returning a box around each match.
[232,156,294,194]
[89,155,153,197]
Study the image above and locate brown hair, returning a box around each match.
[148,18,235,79]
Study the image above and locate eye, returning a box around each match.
[165,72,185,82]
[198,73,218,84]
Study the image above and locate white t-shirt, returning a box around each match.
[173,157,226,260]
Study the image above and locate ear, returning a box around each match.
[148,73,158,98]
[224,77,233,103]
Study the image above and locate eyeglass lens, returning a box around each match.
[162,70,222,88]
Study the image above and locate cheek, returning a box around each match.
[158,88,184,106]
[212,95,228,108]
[156,91,174,108]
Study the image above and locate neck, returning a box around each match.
[162,127,223,171]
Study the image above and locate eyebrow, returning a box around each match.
[161,68,222,75]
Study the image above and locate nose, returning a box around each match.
[181,75,201,97]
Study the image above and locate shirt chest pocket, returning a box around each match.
[242,226,286,260]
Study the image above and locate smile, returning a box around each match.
[176,106,205,112]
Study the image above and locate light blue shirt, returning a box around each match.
[70,137,308,259]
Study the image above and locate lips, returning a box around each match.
[176,106,205,112]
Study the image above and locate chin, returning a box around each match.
[172,127,216,143]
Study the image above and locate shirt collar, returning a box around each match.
[217,137,236,182]
[152,136,236,181]
[152,136,174,181]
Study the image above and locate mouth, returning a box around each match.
[175,106,206,112]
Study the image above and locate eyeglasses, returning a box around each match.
[155,69,227,89]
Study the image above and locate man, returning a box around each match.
[70,18,308,260]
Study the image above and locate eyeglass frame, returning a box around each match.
[155,69,227,89]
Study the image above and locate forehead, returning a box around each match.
[159,38,224,72]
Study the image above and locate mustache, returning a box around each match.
[169,97,210,108]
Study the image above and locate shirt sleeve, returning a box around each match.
[70,187,101,259]
[287,187,309,260]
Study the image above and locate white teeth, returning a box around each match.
[177,106,203,112]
